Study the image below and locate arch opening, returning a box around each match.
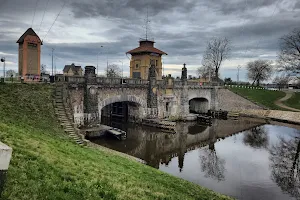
[189,98,209,114]
[99,95,146,127]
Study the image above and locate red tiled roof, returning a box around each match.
[127,46,167,55]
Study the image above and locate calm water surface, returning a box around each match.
[90,118,300,200]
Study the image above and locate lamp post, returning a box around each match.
[97,46,103,76]
[1,57,5,81]
[237,65,241,84]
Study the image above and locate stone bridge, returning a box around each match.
[56,65,222,126]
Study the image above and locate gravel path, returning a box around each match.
[275,91,300,112]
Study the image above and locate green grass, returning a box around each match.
[228,86,286,110]
[283,92,300,110]
[0,83,232,200]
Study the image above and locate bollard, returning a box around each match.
[0,141,12,198]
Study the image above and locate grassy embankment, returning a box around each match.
[228,86,286,110]
[0,84,232,200]
[283,92,300,110]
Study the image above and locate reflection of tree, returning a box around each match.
[200,144,225,181]
[243,126,268,149]
[269,136,300,198]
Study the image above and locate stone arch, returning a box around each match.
[98,95,147,122]
[188,97,210,114]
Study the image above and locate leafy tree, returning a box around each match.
[277,28,300,76]
[246,60,273,86]
[106,64,121,78]
[201,37,230,81]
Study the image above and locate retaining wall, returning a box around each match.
[217,88,262,111]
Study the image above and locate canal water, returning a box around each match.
[90,118,300,200]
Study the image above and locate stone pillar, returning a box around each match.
[210,87,218,111]
[84,66,99,126]
[147,60,158,118]
[180,63,189,118]
[0,141,12,198]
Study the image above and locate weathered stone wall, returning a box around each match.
[68,86,85,126]
[217,88,262,111]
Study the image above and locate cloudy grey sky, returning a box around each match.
[0,0,299,81]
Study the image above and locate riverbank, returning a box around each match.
[239,109,300,125]
[0,83,231,200]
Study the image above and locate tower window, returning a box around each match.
[135,64,139,69]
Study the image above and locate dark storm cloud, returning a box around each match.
[70,0,196,19]
[0,0,299,81]
[202,0,276,15]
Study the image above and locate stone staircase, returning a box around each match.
[54,84,85,146]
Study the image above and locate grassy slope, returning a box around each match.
[0,84,231,200]
[283,92,300,110]
[228,87,286,110]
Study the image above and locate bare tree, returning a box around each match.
[269,136,300,198]
[277,28,300,76]
[197,65,214,79]
[201,37,230,81]
[243,126,268,149]
[246,60,273,86]
[41,64,47,74]
[106,64,121,78]
[273,74,289,90]
[6,70,16,77]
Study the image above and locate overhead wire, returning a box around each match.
[31,0,40,28]
[38,0,50,34]
[43,0,67,41]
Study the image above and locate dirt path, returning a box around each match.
[275,91,300,112]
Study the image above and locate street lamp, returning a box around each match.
[97,46,104,76]
[237,65,242,84]
[1,57,5,81]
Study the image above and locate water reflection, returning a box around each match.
[200,144,226,181]
[269,132,300,199]
[243,126,269,149]
[90,119,300,200]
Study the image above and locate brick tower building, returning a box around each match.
[127,40,167,80]
[17,28,42,81]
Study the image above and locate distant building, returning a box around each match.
[63,63,83,76]
[17,28,42,81]
[127,39,167,80]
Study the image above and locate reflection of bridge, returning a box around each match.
[123,118,266,169]
[56,65,222,127]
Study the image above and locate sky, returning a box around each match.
[0,0,299,82]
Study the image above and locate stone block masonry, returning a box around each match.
[239,110,300,125]
[217,88,262,111]
[0,141,12,197]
